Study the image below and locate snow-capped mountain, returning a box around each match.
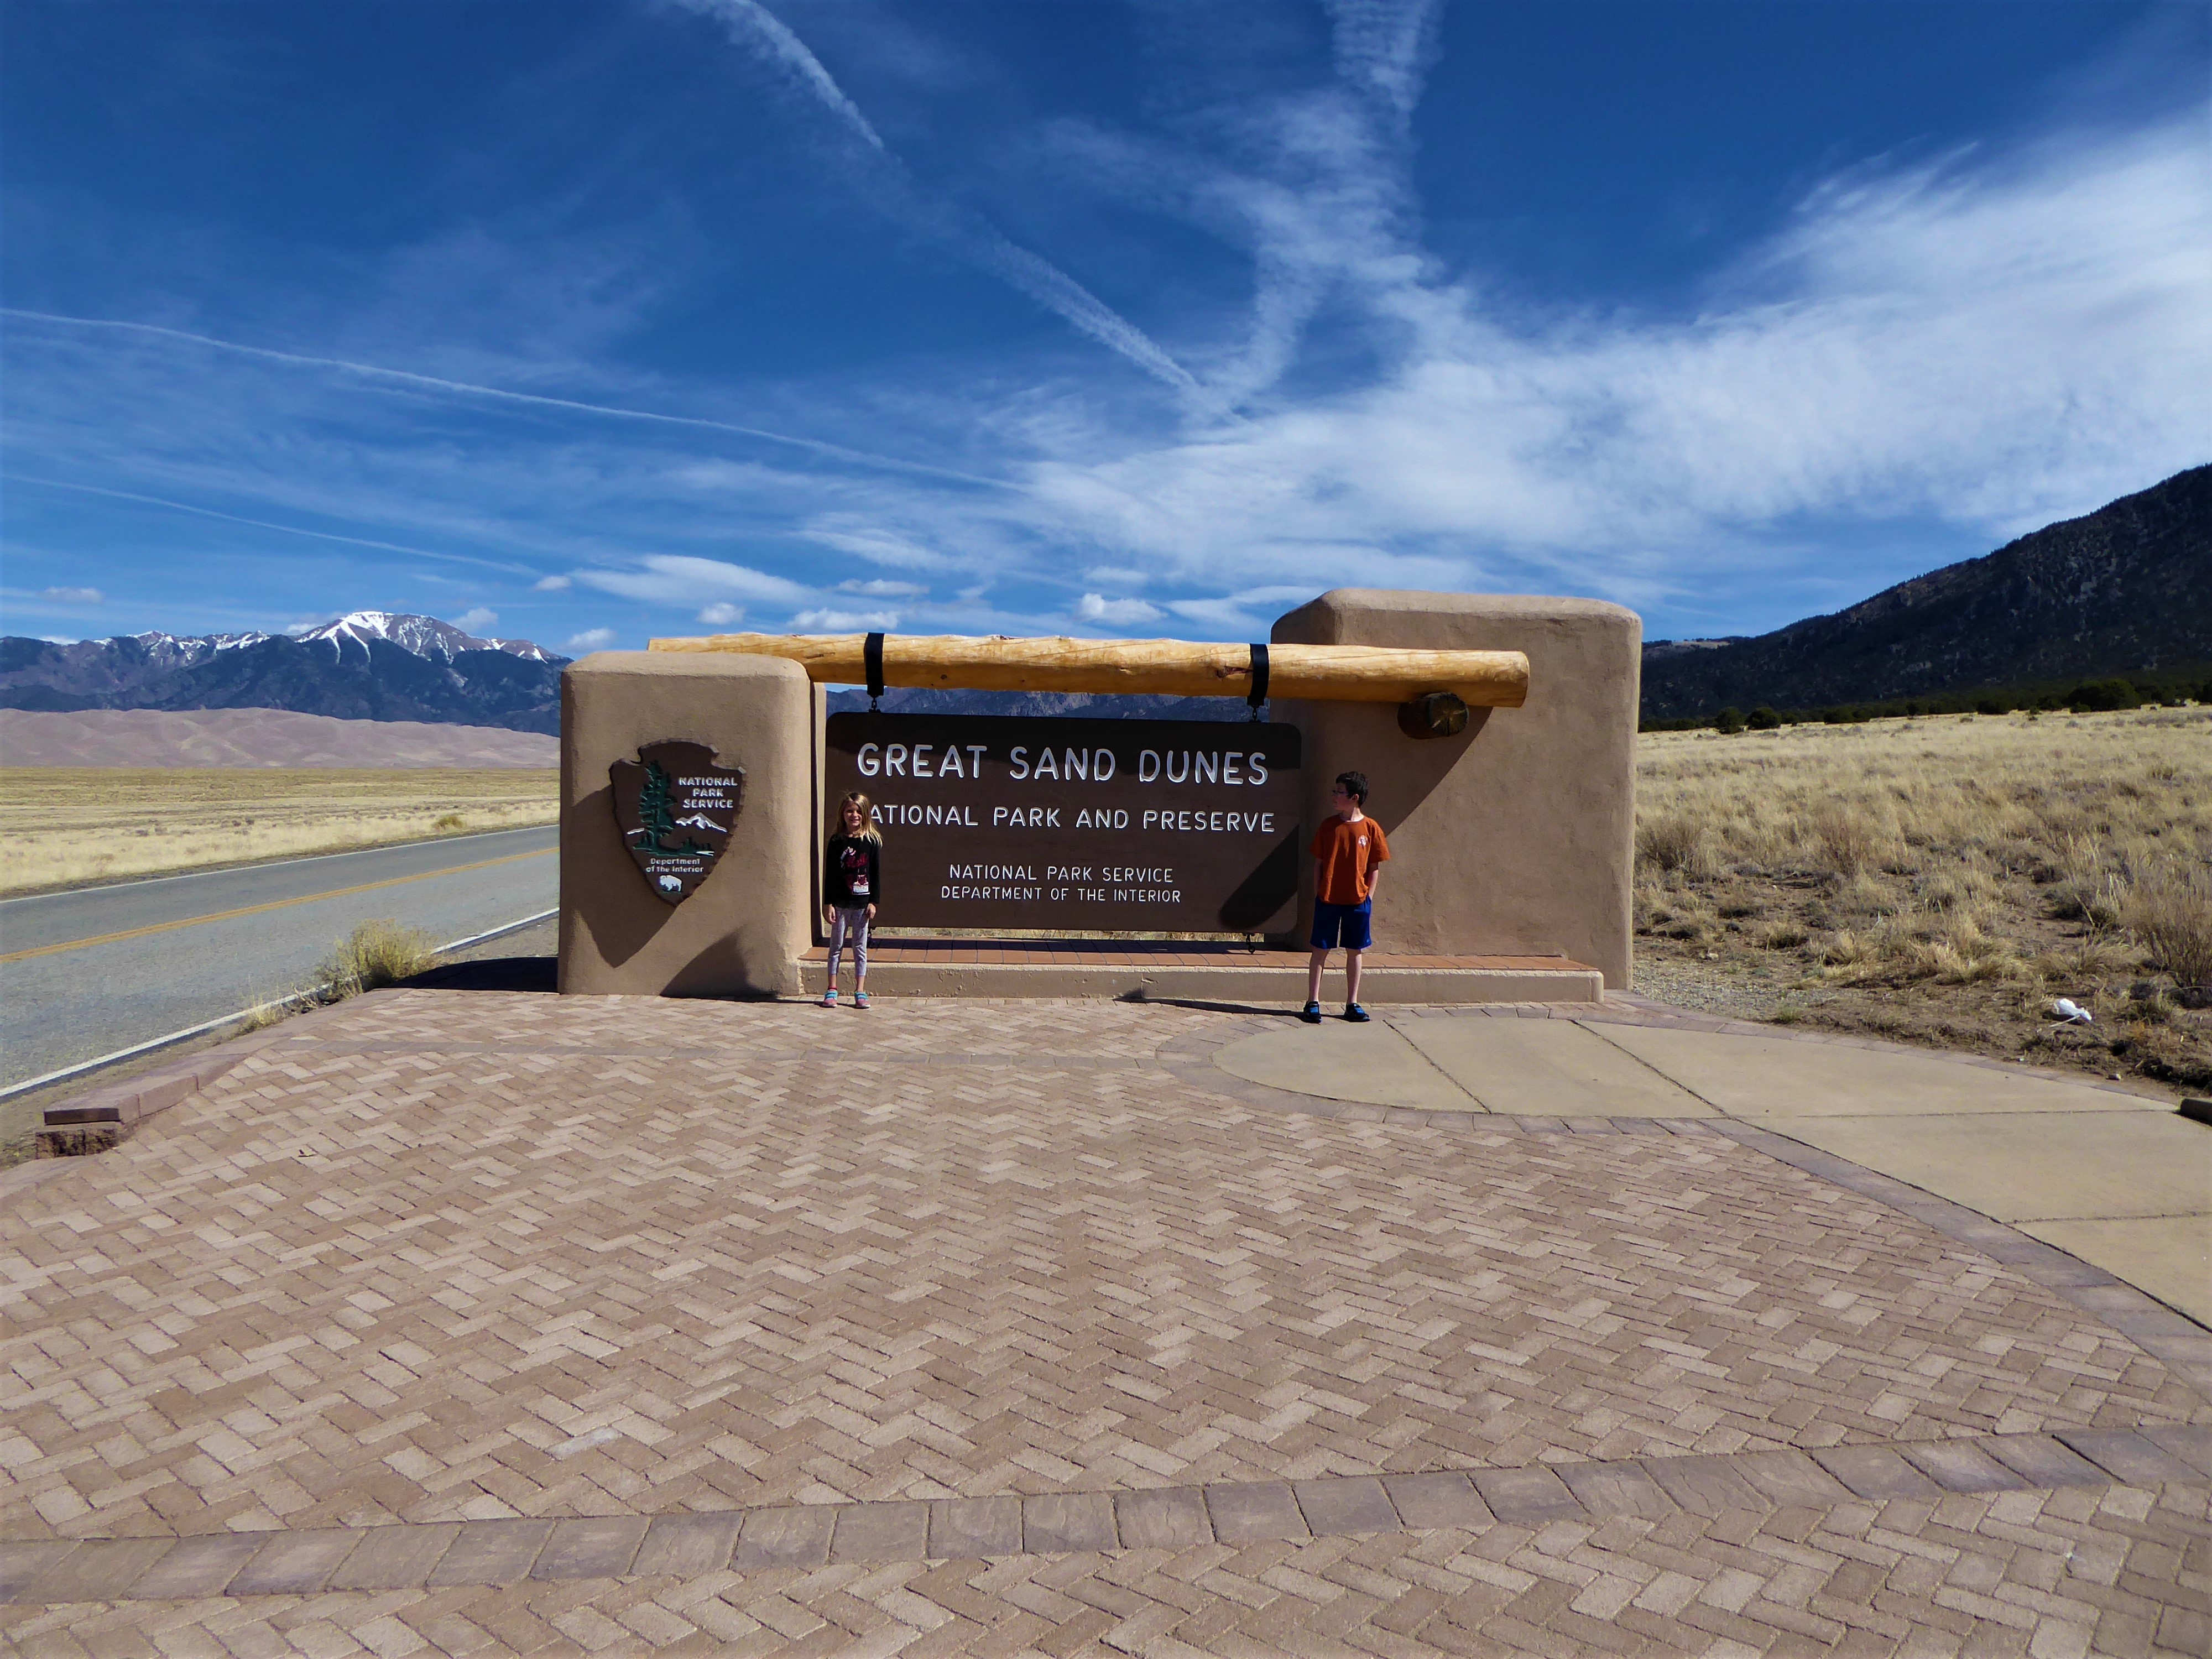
[121,629,276,669]
[289,611,557,664]
[3,612,569,734]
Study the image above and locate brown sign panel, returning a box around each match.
[609,740,745,904]
[824,713,1301,935]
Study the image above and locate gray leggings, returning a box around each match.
[827,906,870,979]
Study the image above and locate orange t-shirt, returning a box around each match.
[1310,815,1389,905]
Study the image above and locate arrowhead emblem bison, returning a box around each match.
[609,740,745,904]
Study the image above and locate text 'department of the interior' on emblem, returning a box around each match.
[823,712,1300,933]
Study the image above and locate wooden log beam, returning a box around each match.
[648,632,1528,707]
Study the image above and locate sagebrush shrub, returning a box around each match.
[1808,800,1890,878]
[2126,862,2212,986]
[319,919,441,998]
[1636,813,1718,878]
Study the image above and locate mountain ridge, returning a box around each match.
[1638,465,2211,719]
[2,611,570,734]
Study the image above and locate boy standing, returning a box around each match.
[1304,770,1389,1023]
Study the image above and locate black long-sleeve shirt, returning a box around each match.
[824,834,880,908]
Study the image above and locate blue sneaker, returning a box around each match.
[1343,1003,1370,1022]
[1301,1001,1323,1024]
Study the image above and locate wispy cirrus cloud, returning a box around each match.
[569,554,813,607]
[1078,593,1162,625]
[938,97,2208,619]
[6,0,2202,652]
[792,606,900,631]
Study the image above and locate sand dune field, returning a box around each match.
[0,707,557,768]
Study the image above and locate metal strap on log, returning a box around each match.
[648,631,1528,708]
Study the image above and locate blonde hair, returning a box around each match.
[835,791,883,844]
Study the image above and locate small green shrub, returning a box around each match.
[1747,706,1781,730]
[1714,706,1746,734]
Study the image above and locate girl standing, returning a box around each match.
[822,791,881,1008]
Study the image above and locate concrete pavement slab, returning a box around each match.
[928,1495,1022,1558]
[1590,1021,2165,1116]
[1469,1464,1583,1523]
[1379,1472,1491,1529]
[1292,1475,1400,1536]
[1211,1017,1482,1110]
[324,1522,457,1590]
[1111,1488,1212,1550]
[1745,1109,2211,1222]
[120,1532,262,1599]
[1204,1481,1308,1542]
[0,1543,75,1604]
[2021,1215,2212,1324]
[1021,1491,1117,1554]
[628,1511,741,1577]
[1397,1013,1716,1115]
[1556,1459,1677,1519]
[19,1537,173,1604]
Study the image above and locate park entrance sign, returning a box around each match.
[825,712,1301,934]
[556,597,1641,999]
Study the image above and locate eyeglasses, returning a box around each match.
[1329,787,1353,798]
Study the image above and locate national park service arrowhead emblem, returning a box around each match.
[609,740,744,904]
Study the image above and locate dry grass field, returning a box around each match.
[0,768,559,895]
[1635,705,2212,1091]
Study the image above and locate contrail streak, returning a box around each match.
[3,474,539,575]
[671,0,1212,404]
[674,0,886,150]
[978,232,1211,400]
[1,308,1010,488]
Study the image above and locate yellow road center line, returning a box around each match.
[0,848,556,966]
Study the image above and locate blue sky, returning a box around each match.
[4,0,2206,656]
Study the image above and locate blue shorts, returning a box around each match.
[1311,900,1373,952]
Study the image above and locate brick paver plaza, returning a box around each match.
[3,990,2207,1655]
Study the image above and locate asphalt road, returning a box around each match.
[0,825,558,1089]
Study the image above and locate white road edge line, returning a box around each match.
[0,907,560,1103]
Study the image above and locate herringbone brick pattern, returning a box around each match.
[3,995,2200,1550]
[4,1481,2204,1655]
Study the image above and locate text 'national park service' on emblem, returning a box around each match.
[609,740,745,904]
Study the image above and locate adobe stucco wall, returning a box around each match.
[559,651,815,997]
[1272,591,1639,988]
